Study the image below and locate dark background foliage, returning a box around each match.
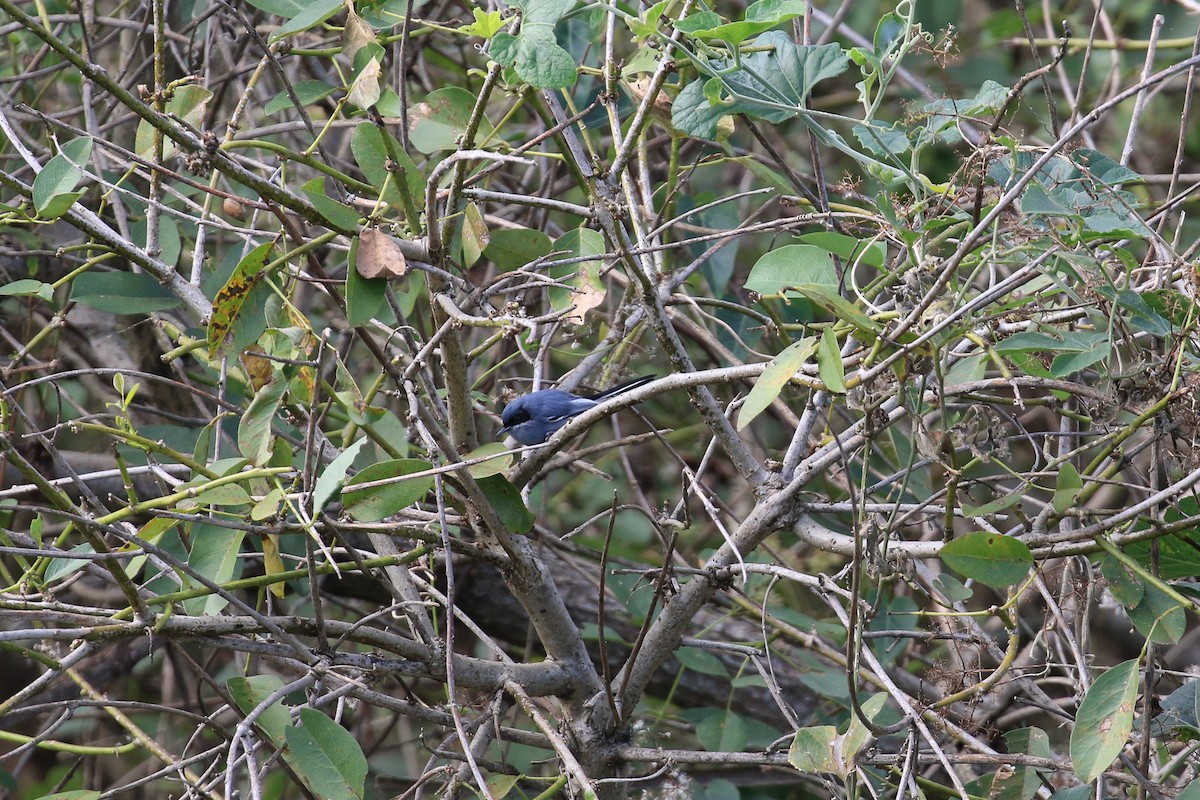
[4,1,1200,799]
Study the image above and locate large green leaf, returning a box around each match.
[71,271,180,314]
[183,521,246,616]
[32,136,92,218]
[228,674,290,747]
[745,244,836,294]
[672,34,848,139]
[695,708,748,752]
[675,0,806,47]
[940,532,1033,589]
[409,87,494,153]
[350,123,424,215]
[285,708,368,800]
[484,227,553,271]
[1071,659,1139,782]
[477,474,534,533]
[487,0,578,88]
[342,459,433,522]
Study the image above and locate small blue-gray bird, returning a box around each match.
[498,375,655,445]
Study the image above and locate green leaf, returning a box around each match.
[342,459,434,522]
[461,201,488,268]
[932,572,973,603]
[737,337,815,430]
[238,376,288,466]
[671,35,847,139]
[345,235,389,327]
[549,227,606,324]
[134,85,212,160]
[490,0,579,88]
[745,245,880,333]
[745,244,837,294]
[33,136,92,218]
[922,80,1010,143]
[313,439,368,514]
[990,149,1152,239]
[30,792,102,800]
[940,532,1033,589]
[71,271,179,313]
[674,11,722,35]
[1050,337,1110,377]
[1070,659,1139,782]
[838,693,888,777]
[183,521,245,616]
[483,227,553,271]
[990,727,1051,800]
[853,120,910,158]
[45,544,95,583]
[787,725,838,773]
[489,32,519,66]
[461,8,504,39]
[477,474,534,533]
[960,490,1023,517]
[465,442,513,478]
[676,646,729,677]
[301,177,360,231]
[1101,555,1145,607]
[1127,582,1186,644]
[284,708,368,800]
[624,0,669,38]
[265,80,339,115]
[695,708,748,752]
[1049,788,1091,800]
[995,330,1082,353]
[350,122,424,215]
[514,28,577,89]
[409,87,494,154]
[185,480,254,509]
[817,327,845,393]
[130,215,182,267]
[486,774,522,799]
[268,0,341,41]
[680,0,806,46]
[0,279,54,301]
[797,231,886,268]
[243,0,318,14]
[1052,463,1083,514]
[228,674,291,747]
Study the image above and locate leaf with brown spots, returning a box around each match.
[208,241,276,358]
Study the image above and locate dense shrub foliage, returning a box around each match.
[4,1,1200,799]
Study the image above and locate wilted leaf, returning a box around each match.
[342,6,377,58]
[347,55,382,111]
[356,227,408,278]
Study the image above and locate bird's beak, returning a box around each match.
[497,426,510,437]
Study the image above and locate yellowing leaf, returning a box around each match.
[737,338,815,430]
[347,56,382,111]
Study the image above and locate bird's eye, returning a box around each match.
[505,408,531,426]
